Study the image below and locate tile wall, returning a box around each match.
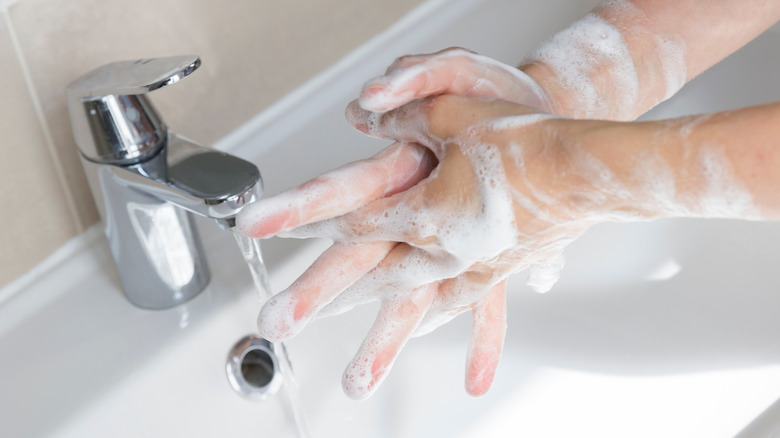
[0,0,424,288]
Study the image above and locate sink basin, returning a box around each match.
[2,0,780,437]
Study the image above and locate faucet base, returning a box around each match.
[88,161,211,310]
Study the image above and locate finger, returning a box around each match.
[381,48,474,74]
[276,185,421,243]
[277,160,439,243]
[414,270,497,337]
[345,99,442,148]
[347,94,540,149]
[358,48,550,113]
[342,282,437,400]
[236,142,437,238]
[318,244,464,317]
[359,48,481,113]
[256,241,395,342]
[465,280,507,397]
[278,148,492,246]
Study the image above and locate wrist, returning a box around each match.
[556,119,675,221]
[518,2,688,122]
[518,62,572,119]
[518,57,643,122]
[567,113,768,222]
[501,117,651,226]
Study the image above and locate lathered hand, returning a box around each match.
[235,0,780,403]
[238,94,780,399]
[239,97,617,399]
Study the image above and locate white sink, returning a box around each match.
[3,0,780,437]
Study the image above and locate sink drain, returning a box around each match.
[226,335,283,401]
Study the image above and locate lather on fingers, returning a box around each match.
[236,142,436,238]
[252,95,609,400]
[256,241,396,342]
[466,280,507,397]
[342,282,438,400]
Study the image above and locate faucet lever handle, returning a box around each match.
[66,56,200,164]
[66,55,200,99]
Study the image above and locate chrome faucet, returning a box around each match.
[66,56,262,309]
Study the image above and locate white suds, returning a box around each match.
[696,145,760,219]
[521,0,691,119]
[523,12,639,119]
[482,113,562,132]
[526,252,566,293]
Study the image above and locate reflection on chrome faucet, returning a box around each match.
[127,201,197,291]
[66,56,262,309]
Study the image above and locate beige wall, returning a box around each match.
[0,0,424,289]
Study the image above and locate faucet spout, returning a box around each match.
[107,133,262,222]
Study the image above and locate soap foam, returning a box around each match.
[524,12,639,119]
[695,145,761,219]
[522,0,690,120]
[526,251,566,293]
[631,115,760,220]
[629,145,682,216]
[482,113,562,132]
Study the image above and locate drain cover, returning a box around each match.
[226,335,283,400]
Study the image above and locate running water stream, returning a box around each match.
[233,231,311,438]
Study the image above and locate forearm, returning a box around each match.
[520,0,780,121]
[573,101,780,220]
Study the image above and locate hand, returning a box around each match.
[356,47,554,114]
[237,95,622,399]
[236,0,780,402]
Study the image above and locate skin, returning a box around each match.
[522,0,780,120]
[237,0,780,399]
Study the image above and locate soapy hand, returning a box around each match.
[236,48,568,400]
[233,0,780,404]
[237,95,620,399]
